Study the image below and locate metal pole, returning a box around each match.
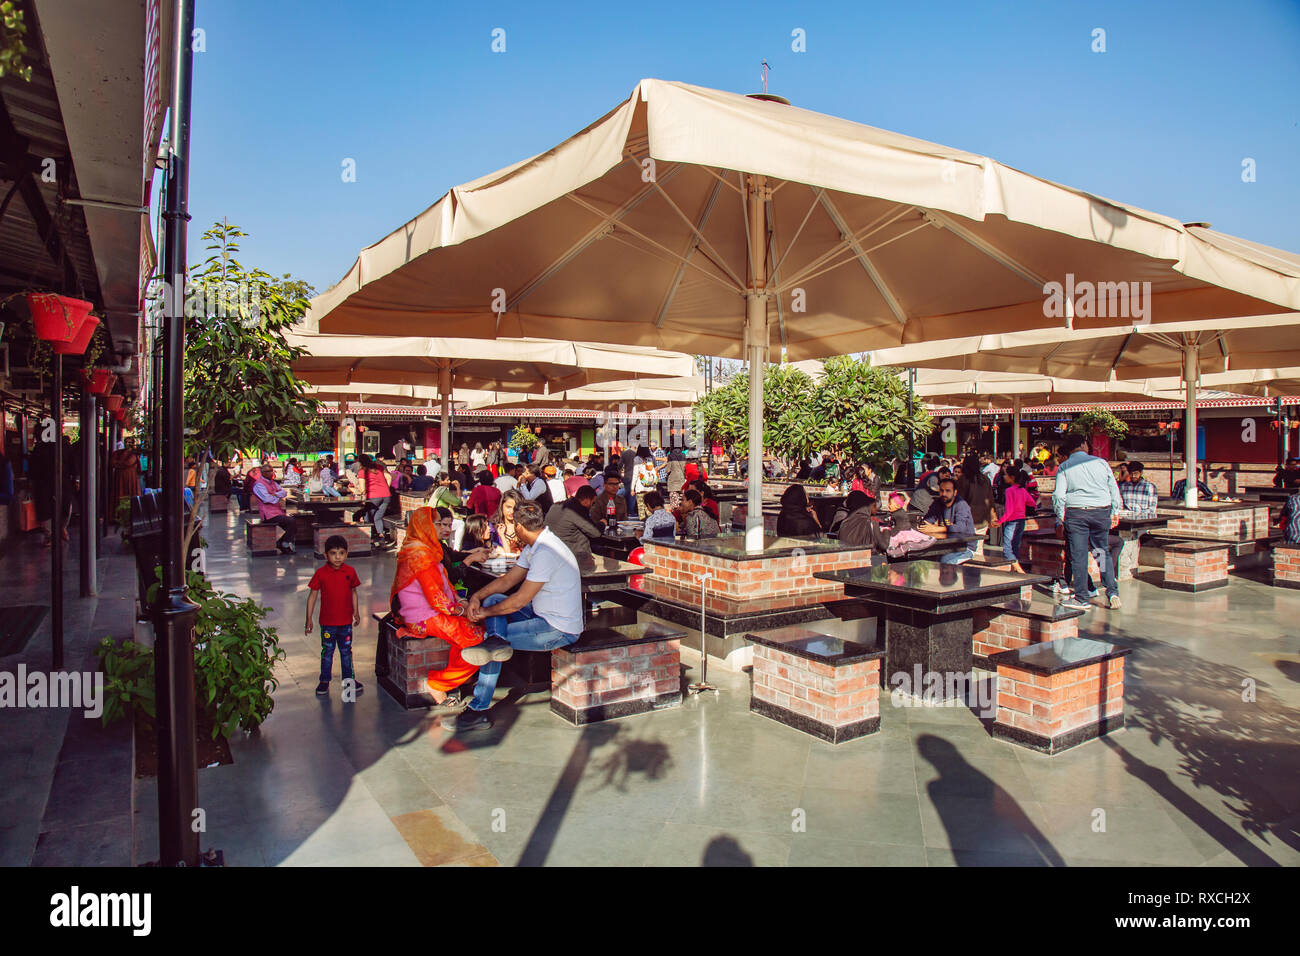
[1277,397,1285,466]
[79,384,97,597]
[440,360,451,474]
[1183,344,1199,508]
[50,354,63,670]
[152,0,201,868]
[1012,397,1022,461]
[688,572,716,694]
[906,367,916,489]
[744,173,768,552]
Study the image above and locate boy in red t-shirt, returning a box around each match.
[305,535,363,698]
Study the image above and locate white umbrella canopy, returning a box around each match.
[308,79,1298,355]
[308,78,1300,543]
[306,382,503,408]
[461,375,705,411]
[287,332,694,391]
[913,368,1160,407]
[871,313,1300,381]
[874,315,1300,506]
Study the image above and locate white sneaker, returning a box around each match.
[1109,594,1123,610]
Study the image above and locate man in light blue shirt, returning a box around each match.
[1053,433,1123,611]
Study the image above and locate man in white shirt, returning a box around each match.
[450,502,583,732]
[494,462,522,493]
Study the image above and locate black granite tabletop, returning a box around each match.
[744,626,883,665]
[1115,514,1169,531]
[468,554,650,583]
[988,636,1132,675]
[564,620,686,652]
[815,560,1049,611]
[645,533,874,562]
[1157,499,1261,513]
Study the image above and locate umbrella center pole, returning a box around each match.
[743,173,770,554]
[1184,344,1199,509]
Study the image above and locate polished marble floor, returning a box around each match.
[5,505,1300,867]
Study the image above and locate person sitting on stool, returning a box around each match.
[447,501,584,733]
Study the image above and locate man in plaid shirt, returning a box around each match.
[1281,491,1300,544]
[1117,461,1159,515]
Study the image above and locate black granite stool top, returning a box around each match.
[992,597,1086,623]
[988,637,1132,675]
[745,626,884,666]
[1164,539,1230,554]
[565,620,687,653]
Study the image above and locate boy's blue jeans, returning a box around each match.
[321,485,342,498]
[467,594,579,711]
[320,624,354,682]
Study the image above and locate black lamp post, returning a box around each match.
[151,0,201,868]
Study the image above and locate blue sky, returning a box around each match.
[184,0,1300,294]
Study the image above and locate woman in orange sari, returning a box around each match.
[391,508,485,710]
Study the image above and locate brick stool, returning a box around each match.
[314,522,372,558]
[208,494,228,513]
[244,518,281,556]
[972,598,1085,670]
[550,621,686,725]
[745,626,884,744]
[1160,540,1229,592]
[374,615,451,709]
[1272,543,1300,589]
[990,637,1132,754]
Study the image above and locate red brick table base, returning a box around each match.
[208,494,228,513]
[1160,541,1229,592]
[990,639,1131,755]
[746,628,884,744]
[972,601,1082,669]
[1272,543,1300,589]
[550,627,684,725]
[313,522,372,558]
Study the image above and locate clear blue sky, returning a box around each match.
[185,0,1300,295]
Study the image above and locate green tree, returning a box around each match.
[693,362,816,460]
[693,357,933,473]
[176,221,319,551]
[801,357,933,471]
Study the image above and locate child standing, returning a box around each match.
[305,534,364,697]
[998,469,1035,574]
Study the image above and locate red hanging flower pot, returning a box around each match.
[27,292,94,344]
[83,368,113,395]
[104,394,124,412]
[52,314,100,356]
[111,408,126,423]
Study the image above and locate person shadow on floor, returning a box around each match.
[916,734,1065,866]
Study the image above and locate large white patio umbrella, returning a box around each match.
[308,79,1300,546]
[462,375,705,410]
[912,368,1167,456]
[874,313,1300,506]
[290,331,693,469]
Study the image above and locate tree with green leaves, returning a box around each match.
[176,220,320,552]
[693,356,932,476]
[693,362,817,462]
[800,357,933,474]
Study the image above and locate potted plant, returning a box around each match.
[25,291,94,344]
[1069,407,1129,462]
[95,568,286,774]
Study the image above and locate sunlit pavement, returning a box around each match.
[6,505,1299,866]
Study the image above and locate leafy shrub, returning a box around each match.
[96,569,286,739]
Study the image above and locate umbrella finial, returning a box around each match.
[761,59,770,93]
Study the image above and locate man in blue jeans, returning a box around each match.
[1052,433,1123,611]
[447,501,583,732]
[919,477,977,564]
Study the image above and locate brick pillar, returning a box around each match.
[550,639,682,725]
[749,645,881,743]
[1273,544,1300,589]
[992,655,1127,754]
[1161,544,1229,592]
